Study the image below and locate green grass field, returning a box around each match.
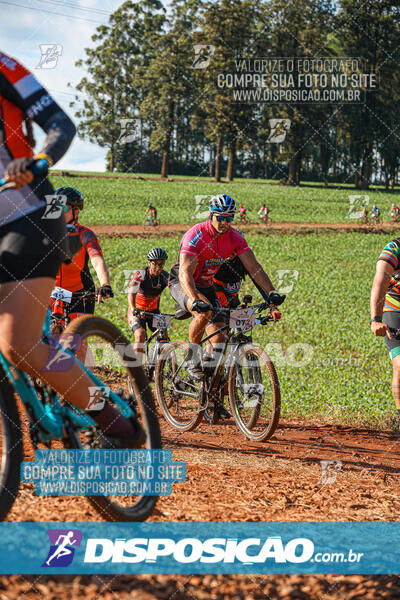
[50,174,398,226]
[88,232,394,428]
[51,169,395,189]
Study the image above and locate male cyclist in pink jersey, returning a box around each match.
[168,194,284,379]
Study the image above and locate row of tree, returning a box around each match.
[72,0,400,189]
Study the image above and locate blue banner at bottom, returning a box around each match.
[0,522,398,574]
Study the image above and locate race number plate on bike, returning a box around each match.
[51,287,72,304]
[230,307,256,333]
[152,314,171,329]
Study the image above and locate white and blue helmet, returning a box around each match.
[209,194,236,214]
[147,247,168,261]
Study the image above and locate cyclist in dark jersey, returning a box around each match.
[51,186,113,324]
[371,238,400,425]
[0,52,143,448]
[127,248,169,358]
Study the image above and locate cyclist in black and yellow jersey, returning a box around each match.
[371,238,400,425]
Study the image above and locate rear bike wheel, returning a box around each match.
[62,315,161,522]
[154,341,204,431]
[228,343,280,442]
[0,365,23,520]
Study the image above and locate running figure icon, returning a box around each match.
[45,531,77,566]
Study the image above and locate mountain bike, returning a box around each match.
[0,165,161,522]
[144,214,159,227]
[130,309,173,381]
[370,211,380,225]
[357,212,369,225]
[0,312,162,523]
[259,212,270,225]
[50,287,100,334]
[155,295,281,441]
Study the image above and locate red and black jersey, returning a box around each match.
[0,51,75,226]
[213,255,247,295]
[0,52,36,160]
[128,267,169,311]
[54,224,103,292]
[213,255,270,303]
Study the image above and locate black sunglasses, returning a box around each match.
[214,214,235,222]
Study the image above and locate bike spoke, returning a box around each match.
[61,317,160,521]
[155,341,204,431]
[229,344,280,441]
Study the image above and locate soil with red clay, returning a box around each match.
[3,400,400,598]
[90,221,400,238]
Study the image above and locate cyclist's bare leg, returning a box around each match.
[133,327,146,361]
[392,355,400,410]
[77,339,89,364]
[0,278,97,409]
[188,311,212,345]
[204,321,226,355]
[185,288,214,346]
[68,314,89,364]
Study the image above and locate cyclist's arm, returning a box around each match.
[179,253,200,305]
[238,250,275,296]
[90,255,110,287]
[370,260,394,319]
[227,254,269,302]
[248,272,270,301]
[127,271,142,312]
[127,291,137,313]
[82,229,110,286]
[0,64,76,166]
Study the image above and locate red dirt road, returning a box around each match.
[90,221,400,237]
[1,573,399,599]
[4,416,400,598]
[3,410,400,598]
[9,416,400,524]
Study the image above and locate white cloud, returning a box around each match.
[2,0,122,172]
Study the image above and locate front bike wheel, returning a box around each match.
[228,344,280,442]
[155,341,204,431]
[62,315,161,522]
[0,365,23,520]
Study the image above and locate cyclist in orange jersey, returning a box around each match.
[51,186,113,324]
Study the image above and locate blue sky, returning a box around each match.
[2,0,125,171]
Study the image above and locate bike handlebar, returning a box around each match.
[388,326,400,338]
[209,303,280,319]
[52,290,102,303]
[133,309,174,318]
[0,158,49,187]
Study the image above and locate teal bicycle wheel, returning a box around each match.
[63,315,161,522]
